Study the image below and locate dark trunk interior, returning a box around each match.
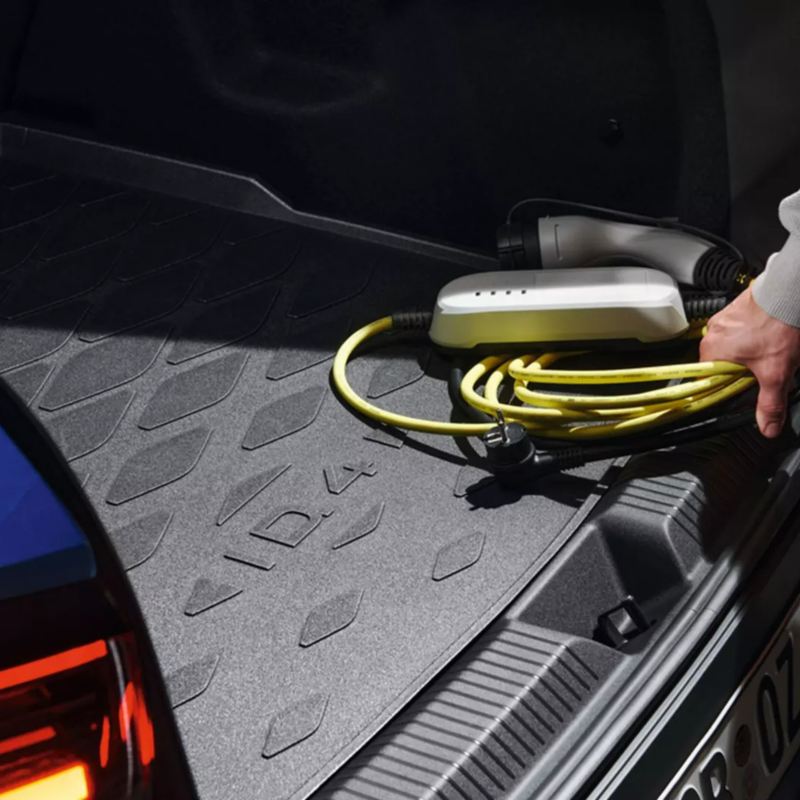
[1,3,799,799]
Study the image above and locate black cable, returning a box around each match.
[487,408,754,484]
[681,291,728,322]
[448,363,494,424]
[488,388,800,484]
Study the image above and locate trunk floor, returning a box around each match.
[0,160,607,800]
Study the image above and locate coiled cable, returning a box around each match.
[331,315,756,440]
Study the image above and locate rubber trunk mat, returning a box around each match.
[0,159,609,800]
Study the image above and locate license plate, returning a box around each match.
[660,600,800,800]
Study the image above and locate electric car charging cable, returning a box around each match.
[331,312,756,441]
[331,201,781,481]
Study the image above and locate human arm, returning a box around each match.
[699,189,800,437]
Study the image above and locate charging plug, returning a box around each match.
[482,419,588,487]
[483,417,534,477]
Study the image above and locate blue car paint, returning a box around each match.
[0,424,95,600]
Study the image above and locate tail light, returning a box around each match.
[0,369,194,798]
[0,636,154,800]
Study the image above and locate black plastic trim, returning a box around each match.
[318,622,622,799]
[507,424,800,800]
[589,498,800,798]
[0,122,495,271]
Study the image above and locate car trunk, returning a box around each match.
[1,3,799,799]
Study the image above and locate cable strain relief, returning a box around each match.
[391,310,434,331]
[694,246,752,293]
[681,291,728,322]
[497,221,541,270]
[550,446,587,471]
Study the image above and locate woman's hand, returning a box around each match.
[699,286,800,437]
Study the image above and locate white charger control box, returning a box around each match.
[429,266,688,349]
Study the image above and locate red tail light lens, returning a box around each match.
[0,635,154,799]
[0,641,108,691]
[0,763,90,800]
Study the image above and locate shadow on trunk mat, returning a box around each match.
[0,159,609,800]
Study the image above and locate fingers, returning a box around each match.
[703,333,791,437]
[696,286,800,437]
[755,374,790,438]
[698,334,716,363]
[699,327,728,364]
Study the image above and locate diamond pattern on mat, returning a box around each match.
[167,284,279,364]
[265,311,350,381]
[433,532,486,581]
[44,389,133,461]
[0,175,75,230]
[79,261,199,342]
[332,503,384,550]
[39,191,149,259]
[106,426,211,505]
[139,352,247,430]
[242,385,326,450]
[367,348,430,398]
[184,578,242,617]
[0,219,45,273]
[223,550,276,571]
[363,425,407,448]
[166,652,221,709]
[196,227,301,302]
[148,195,202,225]
[115,208,224,280]
[262,693,329,758]
[0,162,53,189]
[288,238,372,318]
[0,301,87,373]
[39,323,168,410]
[71,180,128,205]
[109,510,172,570]
[0,362,52,405]
[300,590,363,647]
[0,239,120,319]
[216,464,291,526]
[0,159,609,800]
[223,215,285,245]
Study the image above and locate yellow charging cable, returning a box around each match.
[331,315,756,439]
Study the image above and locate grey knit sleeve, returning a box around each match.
[752,188,800,327]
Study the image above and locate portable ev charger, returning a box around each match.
[428,266,689,350]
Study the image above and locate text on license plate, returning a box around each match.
[663,602,800,800]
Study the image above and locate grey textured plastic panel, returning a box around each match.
[319,621,622,799]
[601,429,772,559]
[515,428,777,648]
[0,159,609,800]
